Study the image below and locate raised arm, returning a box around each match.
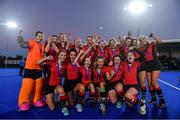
[94,33,101,44]
[106,70,115,81]
[65,33,72,50]
[92,33,101,50]
[45,36,52,53]
[73,49,84,67]
[91,42,97,51]
[17,29,29,48]
[51,42,60,54]
[80,46,92,62]
[36,55,53,65]
[149,33,162,44]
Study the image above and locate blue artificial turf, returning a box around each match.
[0,69,180,119]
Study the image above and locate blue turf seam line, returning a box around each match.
[158,79,180,91]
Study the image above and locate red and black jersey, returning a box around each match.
[145,42,158,62]
[57,42,73,62]
[48,48,58,61]
[79,66,92,87]
[121,46,130,61]
[74,46,83,53]
[83,45,97,63]
[134,50,141,60]
[45,41,59,61]
[68,43,75,50]
[73,46,84,63]
[65,63,79,81]
[92,66,107,83]
[107,46,121,62]
[122,61,140,85]
[106,64,123,83]
[57,42,67,51]
[133,47,146,63]
[96,47,109,64]
[46,61,66,86]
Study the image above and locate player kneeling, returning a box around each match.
[37,51,69,116]
[122,51,146,115]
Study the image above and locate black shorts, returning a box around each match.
[24,69,42,80]
[94,83,101,88]
[146,60,161,72]
[106,81,121,92]
[123,85,139,93]
[94,82,106,88]
[44,85,57,95]
[63,79,79,92]
[139,62,147,72]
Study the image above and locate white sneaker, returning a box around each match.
[116,101,122,109]
[61,107,69,116]
[141,99,146,104]
[76,103,83,112]
[100,103,105,110]
[100,103,106,114]
[139,104,146,115]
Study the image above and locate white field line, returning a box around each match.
[158,79,180,91]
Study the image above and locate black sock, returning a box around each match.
[59,93,67,108]
[89,91,96,103]
[131,96,143,107]
[78,91,85,105]
[116,91,123,103]
[149,87,156,101]
[141,86,146,99]
[134,98,144,107]
[73,92,78,103]
[155,87,165,103]
[100,88,106,98]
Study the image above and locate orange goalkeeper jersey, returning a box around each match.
[25,39,45,70]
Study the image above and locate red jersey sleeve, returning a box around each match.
[45,61,52,66]
[135,61,141,68]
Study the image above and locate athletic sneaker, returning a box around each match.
[76,103,83,112]
[100,98,107,104]
[33,100,45,107]
[90,101,96,109]
[158,101,167,109]
[100,103,107,114]
[141,99,146,104]
[139,104,146,115]
[148,99,156,104]
[19,102,30,111]
[62,107,70,116]
[116,101,123,109]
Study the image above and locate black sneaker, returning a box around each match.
[148,99,156,104]
[90,101,96,109]
[158,101,167,109]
